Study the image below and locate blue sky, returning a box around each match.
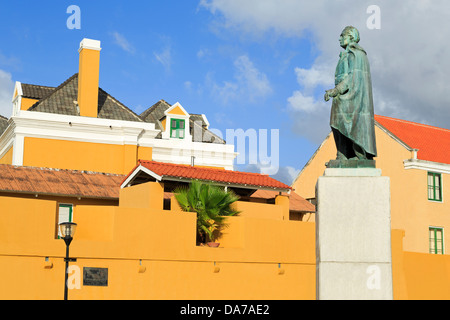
[1,1,450,185]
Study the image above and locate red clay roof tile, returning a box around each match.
[375,115,450,165]
[130,160,292,191]
[0,162,311,213]
[251,189,315,212]
[0,164,123,199]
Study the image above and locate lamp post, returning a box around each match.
[59,222,77,301]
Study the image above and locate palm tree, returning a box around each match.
[174,180,240,244]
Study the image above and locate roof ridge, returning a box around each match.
[27,73,78,111]
[375,114,450,165]
[139,99,171,119]
[133,160,291,190]
[26,74,143,122]
[375,114,450,133]
[21,83,55,89]
[0,163,125,177]
[138,160,270,177]
[21,84,56,100]
[98,87,143,122]
[0,164,123,199]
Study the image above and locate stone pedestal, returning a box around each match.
[315,168,393,300]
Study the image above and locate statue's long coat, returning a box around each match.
[330,43,377,157]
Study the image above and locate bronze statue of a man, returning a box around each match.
[324,26,377,162]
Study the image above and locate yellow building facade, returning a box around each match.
[0,173,317,300]
[292,116,450,254]
[1,176,450,300]
[2,39,236,175]
[1,37,450,300]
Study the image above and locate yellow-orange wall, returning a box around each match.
[292,132,335,200]
[21,98,40,111]
[0,182,315,300]
[22,137,152,175]
[0,146,13,165]
[391,229,450,300]
[168,106,187,116]
[292,126,450,254]
[1,182,450,299]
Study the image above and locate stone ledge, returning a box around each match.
[326,159,376,169]
[323,168,382,177]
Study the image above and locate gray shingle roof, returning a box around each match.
[21,84,55,100]
[0,115,9,136]
[28,74,143,122]
[21,75,224,144]
[140,99,170,123]
[140,100,170,131]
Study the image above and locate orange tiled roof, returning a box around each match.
[0,164,124,199]
[127,160,292,191]
[251,189,315,212]
[375,115,450,165]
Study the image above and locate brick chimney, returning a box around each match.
[77,39,101,117]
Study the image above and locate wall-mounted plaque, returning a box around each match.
[83,267,108,287]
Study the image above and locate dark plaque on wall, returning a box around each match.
[83,267,108,287]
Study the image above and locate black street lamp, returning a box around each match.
[59,222,77,301]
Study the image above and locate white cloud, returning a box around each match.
[111,32,135,54]
[294,65,334,93]
[213,112,234,126]
[288,65,333,114]
[0,70,14,118]
[270,165,300,186]
[200,0,450,137]
[234,55,272,101]
[209,54,272,105]
[288,90,322,114]
[154,46,172,72]
[287,63,333,143]
[239,163,300,185]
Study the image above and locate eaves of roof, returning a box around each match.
[375,115,450,165]
[21,83,56,100]
[122,160,292,193]
[27,74,143,122]
[251,189,315,213]
[0,164,124,199]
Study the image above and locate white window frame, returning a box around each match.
[57,203,74,238]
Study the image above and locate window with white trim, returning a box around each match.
[429,227,444,255]
[57,204,73,239]
[428,172,442,202]
[170,119,185,139]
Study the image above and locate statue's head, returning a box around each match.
[339,26,360,48]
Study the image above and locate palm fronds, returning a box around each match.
[174,180,240,243]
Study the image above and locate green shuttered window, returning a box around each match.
[428,172,442,202]
[429,227,444,255]
[170,119,185,139]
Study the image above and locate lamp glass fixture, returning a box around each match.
[59,222,77,238]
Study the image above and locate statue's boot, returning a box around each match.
[353,144,367,160]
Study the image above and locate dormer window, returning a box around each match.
[170,119,185,139]
[161,102,192,141]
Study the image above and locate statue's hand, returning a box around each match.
[324,88,338,102]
